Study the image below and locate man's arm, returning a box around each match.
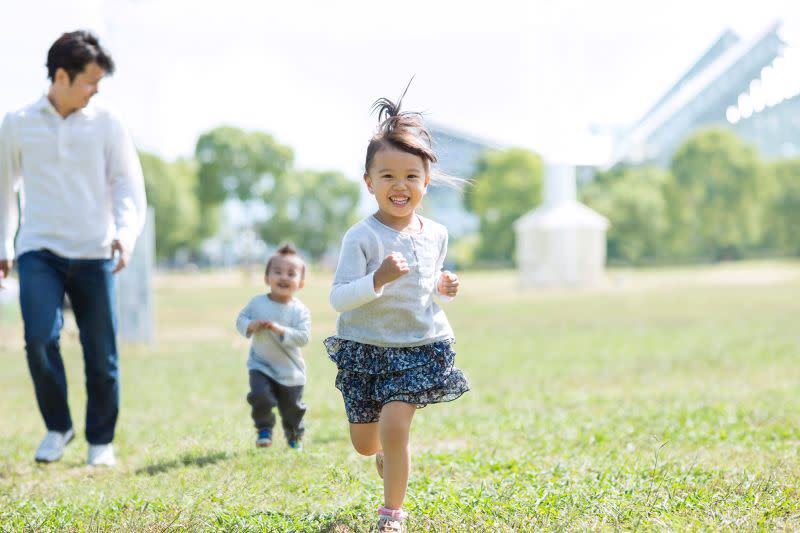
[0,259,11,288]
[0,113,21,287]
[105,113,146,273]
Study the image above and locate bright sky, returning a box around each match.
[1,0,797,179]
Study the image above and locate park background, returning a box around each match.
[1,0,800,531]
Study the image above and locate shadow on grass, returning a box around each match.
[135,450,231,476]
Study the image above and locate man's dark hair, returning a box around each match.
[46,30,115,82]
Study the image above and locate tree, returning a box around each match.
[765,159,800,256]
[464,148,543,263]
[139,152,201,260]
[258,170,361,260]
[194,126,294,239]
[668,128,766,260]
[581,166,669,264]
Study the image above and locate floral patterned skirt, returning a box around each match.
[323,337,470,424]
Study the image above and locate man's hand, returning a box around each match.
[111,240,130,274]
[373,252,410,290]
[437,270,460,298]
[0,259,12,289]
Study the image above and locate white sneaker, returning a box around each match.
[87,443,116,466]
[35,428,74,463]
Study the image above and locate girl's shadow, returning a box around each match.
[135,451,231,476]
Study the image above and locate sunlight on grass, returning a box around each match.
[1,262,799,530]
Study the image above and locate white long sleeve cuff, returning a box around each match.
[330,272,384,312]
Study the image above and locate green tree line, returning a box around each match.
[140,126,359,262]
[462,127,800,266]
[143,125,797,267]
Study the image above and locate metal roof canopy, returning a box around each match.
[612,22,785,165]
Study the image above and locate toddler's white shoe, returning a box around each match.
[35,428,75,463]
[87,443,116,466]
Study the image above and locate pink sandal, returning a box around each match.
[377,506,407,533]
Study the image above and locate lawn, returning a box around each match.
[1,262,799,531]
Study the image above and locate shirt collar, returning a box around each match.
[33,95,58,115]
[33,94,96,119]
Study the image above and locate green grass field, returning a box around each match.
[1,262,799,532]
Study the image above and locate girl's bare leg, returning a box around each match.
[379,401,416,509]
[349,422,380,456]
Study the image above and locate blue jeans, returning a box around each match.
[18,249,119,445]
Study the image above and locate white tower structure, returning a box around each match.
[513,164,609,286]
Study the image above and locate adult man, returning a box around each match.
[0,31,146,466]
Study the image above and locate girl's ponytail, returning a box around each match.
[364,78,466,190]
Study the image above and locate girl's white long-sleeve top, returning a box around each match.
[236,294,311,386]
[330,214,454,348]
[0,96,146,260]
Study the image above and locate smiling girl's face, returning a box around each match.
[364,147,430,231]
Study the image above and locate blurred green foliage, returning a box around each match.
[579,127,800,265]
[141,126,361,262]
[464,147,544,264]
[143,125,799,267]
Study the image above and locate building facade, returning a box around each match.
[425,123,500,238]
[612,22,800,166]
